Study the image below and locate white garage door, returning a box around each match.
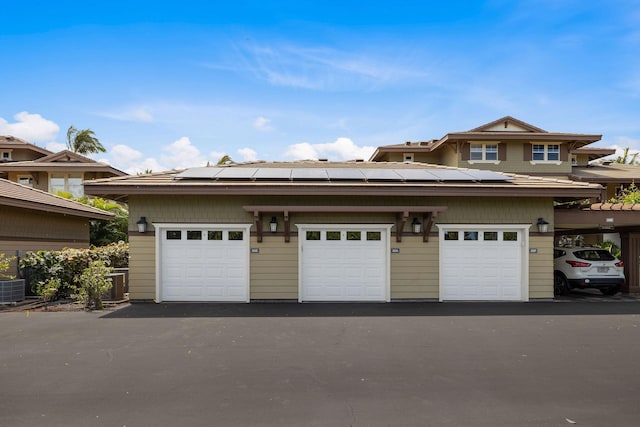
[157,224,250,302]
[298,225,391,302]
[439,226,528,301]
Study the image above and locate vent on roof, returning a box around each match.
[318,158,328,162]
[405,141,411,146]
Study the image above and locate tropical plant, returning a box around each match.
[66,125,106,155]
[595,241,622,259]
[613,147,639,165]
[73,260,112,310]
[35,278,60,308]
[217,154,233,165]
[0,253,16,279]
[610,182,640,204]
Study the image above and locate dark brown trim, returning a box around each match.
[523,143,532,161]
[460,142,470,161]
[129,231,156,237]
[498,144,507,161]
[560,144,569,161]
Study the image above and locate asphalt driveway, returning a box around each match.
[2,301,640,427]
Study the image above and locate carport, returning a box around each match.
[555,203,640,294]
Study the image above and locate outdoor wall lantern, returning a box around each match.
[537,217,549,233]
[269,216,278,233]
[137,216,148,233]
[412,217,422,234]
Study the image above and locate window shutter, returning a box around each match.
[560,144,569,161]
[460,142,470,161]
[523,143,532,161]
[498,144,507,161]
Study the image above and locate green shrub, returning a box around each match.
[19,242,128,296]
[73,260,112,310]
[0,253,16,279]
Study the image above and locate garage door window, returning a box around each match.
[347,231,361,240]
[367,231,381,241]
[503,231,518,241]
[166,230,181,240]
[187,230,202,240]
[306,231,321,240]
[228,231,244,240]
[327,231,341,240]
[464,231,478,241]
[208,230,222,240]
[484,231,498,241]
[444,231,459,240]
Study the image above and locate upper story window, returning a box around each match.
[470,144,499,161]
[403,153,414,163]
[50,173,83,197]
[1,151,11,161]
[17,176,33,187]
[532,144,560,161]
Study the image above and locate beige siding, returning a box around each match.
[434,197,554,227]
[528,235,554,299]
[390,235,439,299]
[459,142,573,175]
[249,235,298,299]
[128,235,156,301]
[0,205,89,241]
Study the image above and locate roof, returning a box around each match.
[0,135,53,156]
[84,160,602,199]
[369,116,602,161]
[0,178,114,220]
[0,149,127,176]
[570,163,640,183]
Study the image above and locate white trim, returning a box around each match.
[436,224,532,302]
[467,160,501,165]
[529,161,562,165]
[153,223,252,303]
[296,223,393,302]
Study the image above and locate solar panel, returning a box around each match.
[362,169,404,181]
[215,168,258,179]
[462,170,513,181]
[326,168,366,180]
[174,167,223,179]
[291,168,329,180]
[393,169,442,181]
[253,168,292,180]
[426,169,477,181]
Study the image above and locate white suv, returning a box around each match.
[554,247,625,295]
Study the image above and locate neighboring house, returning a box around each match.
[369,116,614,179]
[0,135,126,197]
[84,161,600,303]
[0,178,114,276]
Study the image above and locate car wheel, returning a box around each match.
[601,286,620,296]
[554,272,570,295]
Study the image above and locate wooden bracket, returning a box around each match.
[396,211,409,242]
[423,212,434,242]
[284,211,290,243]
[253,211,263,243]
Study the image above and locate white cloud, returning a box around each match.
[109,144,165,174]
[0,111,59,143]
[238,147,258,162]
[285,137,375,161]
[253,116,273,131]
[160,137,208,170]
[46,142,67,152]
[97,106,154,122]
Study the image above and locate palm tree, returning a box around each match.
[66,126,106,155]
[614,147,639,165]
[217,154,233,165]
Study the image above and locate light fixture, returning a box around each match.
[137,216,148,233]
[537,217,549,233]
[269,216,278,233]
[412,217,422,234]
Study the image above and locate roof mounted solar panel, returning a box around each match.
[253,168,292,180]
[393,169,442,181]
[426,169,477,181]
[215,168,258,179]
[362,169,403,181]
[174,167,223,179]
[326,168,366,180]
[291,168,329,180]
[462,170,513,181]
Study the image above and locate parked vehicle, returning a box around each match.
[554,247,625,295]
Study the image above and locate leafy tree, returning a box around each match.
[66,125,106,155]
[73,260,112,310]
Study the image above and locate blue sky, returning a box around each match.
[2,0,640,173]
